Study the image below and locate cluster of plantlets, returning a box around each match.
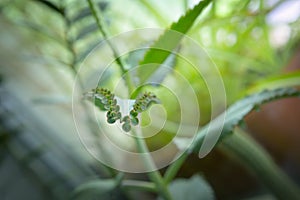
[93,88,122,124]
[92,88,160,132]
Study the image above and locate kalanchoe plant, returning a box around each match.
[91,87,160,132]
[6,0,300,199]
[93,88,122,124]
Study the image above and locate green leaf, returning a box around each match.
[15,20,64,45]
[31,95,70,105]
[189,88,300,155]
[158,175,214,200]
[126,48,148,69]
[126,46,179,85]
[71,179,117,200]
[137,0,169,26]
[76,39,103,63]
[245,71,300,95]
[70,2,108,24]
[75,23,99,40]
[138,0,211,84]
[147,48,179,85]
[33,0,64,17]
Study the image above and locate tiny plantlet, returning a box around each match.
[91,87,161,132]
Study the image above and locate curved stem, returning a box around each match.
[138,0,169,26]
[131,128,173,200]
[122,180,156,193]
[86,0,135,92]
[165,127,300,200]
[220,128,300,199]
[87,1,172,199]
[164,152,188,184]
[65,15,116,176]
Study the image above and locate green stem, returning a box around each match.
[87,1,171,198]
[70,64,117,177]
[165,127,300,199]
[87,0,124,70]
[131,128,173,200]
[164,152,188,184]
[139,0,169,26]
[122,180,156,193]
[87,1,172,199]
[63,17,77,70]
[220,128,300,200]
[183,0,189,11]
[65,11,116,176]
[86,0,135,93]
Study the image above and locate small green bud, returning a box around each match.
[104,104,110,110]
[101,98,108,104]
[107,118,116,124]
[140,104,147,111]
[91,88,160,131]
[122,116,130,122]
[112,99,117,105]
[131,117,139,126]
[122,123,131,132]
[130,110,138,117]
[116,112,122,119]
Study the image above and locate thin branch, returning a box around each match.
[131,128,173,200]
[86,0,134,92]
[122,180,156,193]
[164,152,188,184]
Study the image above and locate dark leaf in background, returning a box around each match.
[71,179,117,200]
[158,175,215,200]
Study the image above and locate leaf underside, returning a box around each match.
[71,179,116,200]
[23,0,109,67]
[158,175,215,200]
[137,0,211,84]
[246,71,300,94]
[189,87,300,153]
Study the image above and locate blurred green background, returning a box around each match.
[0,0,300,199]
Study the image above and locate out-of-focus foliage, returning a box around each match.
[1,0,299,122]
[189,87,300,155]
[0,0,300,199]
[158,175,215,200]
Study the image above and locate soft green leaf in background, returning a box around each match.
[246,71,300,95]
[1,0,300,199]
[71,178,117,200]
[137,0,211,84]
[158,175,215,200]
[190,88,300,157]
